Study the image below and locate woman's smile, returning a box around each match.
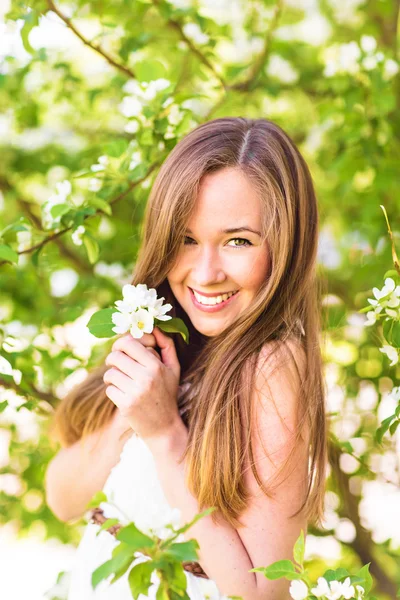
[188,287,240,312]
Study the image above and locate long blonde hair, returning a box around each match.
[49,117,327,529]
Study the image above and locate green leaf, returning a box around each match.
[127,561,154,599]
[83,233,100,264]
[323,568,350,582]
[0,222,29,239]
[0,244,18,264]
[376,414,395,444]
[86,490,108,509]
[355,563,373,594]
[105,139,129,157]
[128,163,149,182]
[164,540,199,562]
[383,269,399,280]
[250,560,301,580]
[155,318,189,343]
[89,196,112,216]
[0,400,8,413]
[87,308,117,338]
[390,420,400,436]
[116,522,156,552]
[135,60,168,83]
[91,548,133,589]
[293,530,305,568]
[50,203,71,219]
[21,10,39,54]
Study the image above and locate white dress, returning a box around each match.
[67,384,225,600]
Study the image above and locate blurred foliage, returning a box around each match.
[0,0,400,598]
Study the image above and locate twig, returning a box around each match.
[45,0,135,80]
[229,0,283,92]
[0,164,161,267]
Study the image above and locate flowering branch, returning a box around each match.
[45,0,136,79]
[0,163,160,268]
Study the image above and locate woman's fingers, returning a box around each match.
[139,332,157,348]
[105,350,143,379]
[112,335,161,371]
[103,367,135,395]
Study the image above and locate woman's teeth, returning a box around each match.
[192,290,237,305]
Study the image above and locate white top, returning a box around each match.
[66,383,226,600]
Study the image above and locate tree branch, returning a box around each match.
[45,0,136,80]
[229,0,283,92]
[0,163,160,268]
[0,376,56,410]
[328,439,397,598]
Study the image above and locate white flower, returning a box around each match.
[124,120,140,134]
[167,104,184,126]
[88,177,102,192]
[147,298,173,321]
[341,577,356,599]
[164,124,176,139]
[360,35,377,53]
[142,78,171,101]
[0,355,13,376]
[111,307,155,339]
[311,577,331,598]
[42,179,72,228]
[364,311,377,326]
[383,59,399,80]
[182,22,210,45]
[129,151,142,171]
[356,584,365,598]
[71,225,85,246]
[55,180,72,197]
[91,156,109,172]
[372,277,396,300]
[119,96,143,118]
[111,310,133,334]
[379,344,399,366]
[289,579,308,600]
[111,284,172,337]
[390,386,400,402]
[362,55,377,70]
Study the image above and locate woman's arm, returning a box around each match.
[45,410,133,523]
[145,341,308,600]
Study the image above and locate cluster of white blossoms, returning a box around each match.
[71,225,85,246]
[290,576,365,600]
[323,35,399,79]
[42,180,72,229]
[119,79,171,119]
[365,277,400,325]
[364,277,400,366]
[111,284,172,339]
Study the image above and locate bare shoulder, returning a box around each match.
[248,336,309,478]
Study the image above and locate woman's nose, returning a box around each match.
[192,247,225,284]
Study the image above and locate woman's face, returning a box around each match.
[167,167,271,337]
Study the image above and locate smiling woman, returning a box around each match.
[47,117,327,600]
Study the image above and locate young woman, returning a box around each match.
[45,117,328,600]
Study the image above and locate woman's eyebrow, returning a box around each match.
[186,226,261,236]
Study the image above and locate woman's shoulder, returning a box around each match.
[257,335,306,383]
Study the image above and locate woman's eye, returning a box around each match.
[182,237,252,248]
[227,238,252,248]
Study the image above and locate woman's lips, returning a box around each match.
[189,288,239,313]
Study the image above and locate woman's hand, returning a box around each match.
[103,327,182,442]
